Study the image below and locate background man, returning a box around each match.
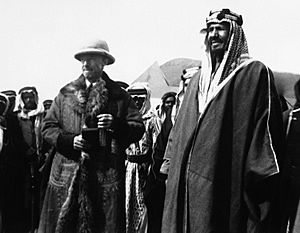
[0,94,9,153]
[42,99,53,117]
[278,79,300,232]
[1,90,16,114]
[156,92,176,123]
[162,9,284,233]
[0,89,27,233]
[38,39,144,233]
[0,93,9,233]
[125,82,160,233]
[16,86,44,233]
[145,91,176,233]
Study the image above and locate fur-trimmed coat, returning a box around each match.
[38,72,145,233]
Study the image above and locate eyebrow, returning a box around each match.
[208,24,228,29]
[80,55,105,61]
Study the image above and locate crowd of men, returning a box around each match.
[0,8,300,233]
[0,88,53,233]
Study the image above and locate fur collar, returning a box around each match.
[59,72,124,115]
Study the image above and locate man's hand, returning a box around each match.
[97,114,113,129]
[73,134,91,151]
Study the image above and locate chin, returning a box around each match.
[83,72,97,81]
[83,71,92,78]
[83,71,102,81]
[211,47,226,55]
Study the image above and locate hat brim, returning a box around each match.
[74,48,115,65]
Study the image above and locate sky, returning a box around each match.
[1,0,300,101]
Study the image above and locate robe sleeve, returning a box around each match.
[42,93,80,160]
[110,95,145,148]
[245,67,283,187]
[244,66,284,223]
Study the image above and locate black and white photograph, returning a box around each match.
[1,0,300,232]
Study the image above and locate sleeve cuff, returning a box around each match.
[57,132,80,160]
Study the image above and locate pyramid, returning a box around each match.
[160,58,201,86]
[132,61,178,99]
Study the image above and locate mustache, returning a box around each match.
[209,37,223,43]
[82,65,93,71]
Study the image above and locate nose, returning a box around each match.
[81,58,92,66]
[82,60,88,66]
[210,28,218,37]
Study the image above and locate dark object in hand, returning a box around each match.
[84,114,107,147]
[82,128,99,146]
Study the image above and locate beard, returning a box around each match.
[82,65,103,83]
[83,70,102,82]
[24,102,37,111]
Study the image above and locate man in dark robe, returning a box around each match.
[0,93,9,153]
[15,86,45,232]
[162,9,284,233]
[0,89,31,233]
[0,93,9,232]
[276,79,300,232]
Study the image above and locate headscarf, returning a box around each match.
[198,9,250,114]
[14,86,44,119]
[0,93,9,134]
[1,90,16,112]
[1,90,16,98]
[15,86,44,156]
[127,82,152,118]
[0,93,10,118]
[174,67,200,120]
[157,92,177,123]
[43,99,53,111]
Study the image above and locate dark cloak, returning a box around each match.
[162,61,284,233]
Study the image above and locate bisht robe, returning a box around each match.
[162,60,284,233]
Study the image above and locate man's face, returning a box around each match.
[207,22,230,55]
[163,96,175,110]
[21,92,37,110]
[7,97,15,112]
[132,95,146,110]
[80,54,107,83]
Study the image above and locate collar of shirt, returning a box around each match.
[85,79,96,89]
